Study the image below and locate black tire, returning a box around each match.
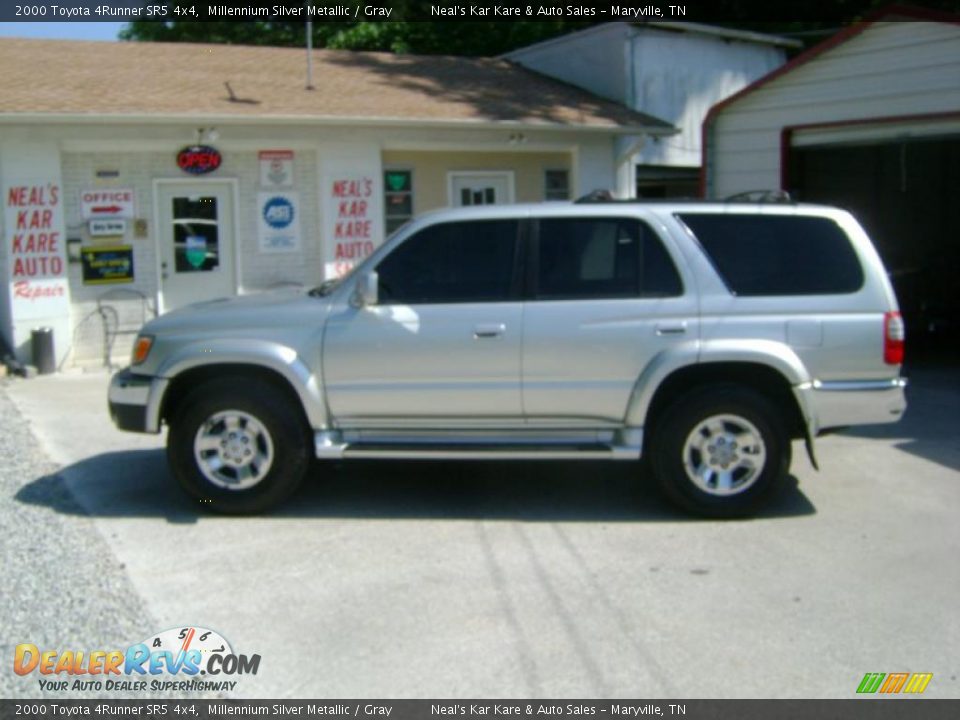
[167,377,311,515]
[648,385,791,519]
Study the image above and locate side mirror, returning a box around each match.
[351,271,379,308]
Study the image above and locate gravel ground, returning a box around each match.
[0,379,159,699]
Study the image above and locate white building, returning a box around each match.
[0,37,673,370]
[703,7,960,348]
[506,22,798,197]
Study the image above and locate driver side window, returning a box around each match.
[376,220,520,304]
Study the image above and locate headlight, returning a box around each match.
[131,335,154,365]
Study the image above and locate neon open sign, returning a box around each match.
[177,145,222,175]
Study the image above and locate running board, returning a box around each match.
[314,430,642,461]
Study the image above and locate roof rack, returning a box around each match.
[573,189,795,204]
[723,189,793,203]
[574,189,616,203]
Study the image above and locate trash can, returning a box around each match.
[31,327,56,375]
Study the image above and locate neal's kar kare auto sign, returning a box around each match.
[323,175,378,279]
[4,181,70,320]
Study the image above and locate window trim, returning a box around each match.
[543,168,571,201]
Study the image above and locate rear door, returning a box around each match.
[521,214,697,423]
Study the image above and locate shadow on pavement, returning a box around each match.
[839,364,960,471]
[15,449,815,523]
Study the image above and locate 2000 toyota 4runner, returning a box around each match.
[109,200,907,517]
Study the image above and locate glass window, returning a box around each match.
[677,214,864,296]
[545,169,570,201]
[536,218,682,300]
[384,169,413,235]
[377,220,519,304]
[172,196,219,273]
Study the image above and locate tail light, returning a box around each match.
[884,311,905,365]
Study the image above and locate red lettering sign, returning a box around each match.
[6,183,65,281]
[177,145,222,175]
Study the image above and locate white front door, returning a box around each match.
[157,182,236,312]
[450,172,513,207]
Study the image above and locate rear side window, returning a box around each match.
[677,214,863,296]
[536,217,683,300]
[377,219,519,304]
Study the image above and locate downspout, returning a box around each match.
[615,135,647,199]
[620,24,641,198]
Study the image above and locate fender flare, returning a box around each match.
[624,339,819,467]
[151,339,327,430]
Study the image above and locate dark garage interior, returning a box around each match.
[788,135,960,360]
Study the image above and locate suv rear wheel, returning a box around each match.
[167,377,311,514]
[649,386,790,518]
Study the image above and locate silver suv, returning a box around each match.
[108,201,907,517]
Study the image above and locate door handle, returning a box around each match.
[474,323,506,339]
[656,321,687,336]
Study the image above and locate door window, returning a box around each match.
[172,196,220,273]
[535,217,682,299]
[377,220,520,304]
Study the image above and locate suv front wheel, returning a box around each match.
[649,386,790,518]
[167,377,311,514]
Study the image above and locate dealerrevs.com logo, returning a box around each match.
[14,626,260,693]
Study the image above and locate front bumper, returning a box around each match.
[108,368,165,433]
[798,377,908,433]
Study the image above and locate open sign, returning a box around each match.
[177,145,222,175]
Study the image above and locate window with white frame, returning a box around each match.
[544,169,570,201]
[384,169,413,235]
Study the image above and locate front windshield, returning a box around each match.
[308,219,413,296]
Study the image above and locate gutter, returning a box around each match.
[0,111,676,137]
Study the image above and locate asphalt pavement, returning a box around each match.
[1,364,958,699]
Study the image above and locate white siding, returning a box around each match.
[710,21,960,198]
[60,148,323,364]
[631,28,786,167]
[3,122,620,366]
[506,24,631,104]
[508,23,789,170]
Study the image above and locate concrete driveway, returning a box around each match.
[2,364,958,699]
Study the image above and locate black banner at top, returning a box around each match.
[1,1,957,24]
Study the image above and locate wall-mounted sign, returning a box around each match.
[80,188,135,219]
[259,150,294,188]
[4,180,71,319]
[80,245,134,285]
[177,145,222,175]
[323,175,376,279]
[89,219,126,237]
[257,192,300,253]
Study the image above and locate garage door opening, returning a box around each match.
[788,136,960,358]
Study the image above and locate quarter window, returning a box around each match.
[536,218,682,300]
[677,214,864,296]
[377,220,519,304]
